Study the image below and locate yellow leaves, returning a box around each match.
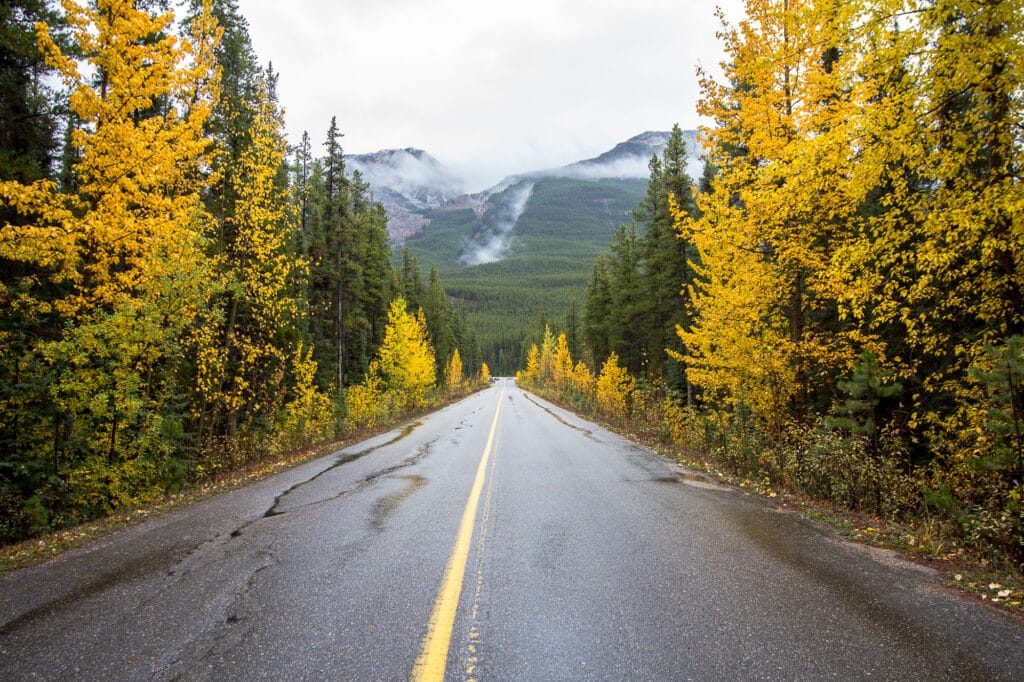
[480,363,491,384]
[375,298,437,411]
[552,333,574,394]
[4,0,222,319]
[346,364,386,429]
[596,352,635,420]
[572,360,595,398]
[521,344,540,388]
[279,343,333,447]
[445,349,463,393]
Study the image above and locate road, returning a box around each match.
[1,378,1022,680]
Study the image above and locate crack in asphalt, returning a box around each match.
[520,392,599,441]
[266,439,438,521]
[261,420,424,520]
[155,555,276,680]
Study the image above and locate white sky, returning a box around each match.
[244,0,747,192]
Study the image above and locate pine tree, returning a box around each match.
[424,265,456,377]
[638,124,699,400]
[0,0,64,189]
[607,223,645,376]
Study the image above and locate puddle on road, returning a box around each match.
[368,475,426,533]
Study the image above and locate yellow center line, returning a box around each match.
[411,388,504,682]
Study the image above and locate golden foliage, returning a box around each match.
[345,362,387,429]
[194,69,305,425]
[0,0,221,489]
[552,333,574,394]
[373,299,437,412]
[596,352,634,420]
[279,343,333,448]
[445,348,463,393]
[521,343,540,388]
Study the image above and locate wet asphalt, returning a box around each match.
[1,378,1022,680]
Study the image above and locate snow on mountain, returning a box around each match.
[562,130,703,185]
[351,132,704,243]
[347,148,465,209]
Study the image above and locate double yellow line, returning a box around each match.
[411,389,504,681]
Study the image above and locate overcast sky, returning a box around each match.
[243,0,747,192]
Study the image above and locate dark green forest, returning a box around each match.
[402,177,647,374]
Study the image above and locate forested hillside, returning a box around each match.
[522,0,1024,569]
[403,177,647,373]
[0,0,483,543]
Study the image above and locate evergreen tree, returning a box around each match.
[0,0,64,190]
[424,266,457,377]
[583,257,613,366]
[292,130,313,245]
[607,223,645,376]
[638,124,699,400]
[305,117,394,391]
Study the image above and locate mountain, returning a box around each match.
[403,175,649,373]
[361,131,705,374]
[346,148,466,242]
[561,130,671,177]
[563,129,702,185]
[352,131,702,244]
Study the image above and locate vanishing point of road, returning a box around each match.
[2,379,1023,680]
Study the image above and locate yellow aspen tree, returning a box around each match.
[869,0,1023,397]
[0,0,220,506]
[445,349,463,393]
[480,362,491,384]
[279,342,333,447]
[596,352,635,420]
[345,361,387,429]
[196,69,305,436]
[834,0,1024,537]
[572,360,596,404]
[675,192,795,431]
[522,343,540,388]
[682,0,866,429]
[375,298,436,411]
[552,332,574,394]
[538,325,557,387]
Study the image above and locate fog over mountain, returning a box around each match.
[460,181,535,266]
[347,148,466,209]
[350,130,703,244]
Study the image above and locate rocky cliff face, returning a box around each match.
[346,148,465,240]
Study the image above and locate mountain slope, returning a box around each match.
[347,148,466,242]
[382,131,704,373]
[403,177,648,372]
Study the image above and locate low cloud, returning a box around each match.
[460,181,535,266]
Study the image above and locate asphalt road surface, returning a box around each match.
[2,378,1023,680]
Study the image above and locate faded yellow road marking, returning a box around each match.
[411,389,504,682]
